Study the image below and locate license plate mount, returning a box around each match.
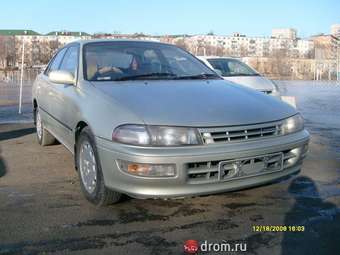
[218,152,284,181]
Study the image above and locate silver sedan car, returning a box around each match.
[32,40,309,205]
[197,56,281,98]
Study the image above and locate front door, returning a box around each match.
[48,45,80,151]
[39,47,68,136]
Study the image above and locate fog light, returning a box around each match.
[117,160,176,177]
[287,147,302,166]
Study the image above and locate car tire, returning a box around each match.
[35,108,56,146]
[76,127,122,206]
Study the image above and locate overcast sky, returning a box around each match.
[1,0,339,37]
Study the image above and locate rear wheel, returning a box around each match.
[76,127,122,206]
[35,108,55,146]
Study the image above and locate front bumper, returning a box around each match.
[96,130,309,198]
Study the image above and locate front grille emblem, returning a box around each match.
[219,161,241,179]
[232,162,242,173]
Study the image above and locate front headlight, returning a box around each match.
[281,114,304,135]
[112,124,150,146]
[112,124,202,146]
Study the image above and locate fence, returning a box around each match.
[0,69,41,107]
[0,69,41,84]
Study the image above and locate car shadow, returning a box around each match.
[0,147,7,178]
[281,176,340,254]
[0,127,35,142]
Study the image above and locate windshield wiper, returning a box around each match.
[113,72,177,81]
[224,73,260,77]
[174,73,220,80]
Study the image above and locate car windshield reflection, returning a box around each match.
[84,41,221,81]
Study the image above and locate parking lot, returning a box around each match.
[0,81,340,254]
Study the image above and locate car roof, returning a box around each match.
[197,56,241,61]
[66,39,174,47]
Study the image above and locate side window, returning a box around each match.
[59,46,79,76]
[45,48,67,75]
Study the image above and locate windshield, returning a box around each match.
[207,58,259,77]
[83,41,220,81]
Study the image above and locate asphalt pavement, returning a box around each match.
[0,81,340,254]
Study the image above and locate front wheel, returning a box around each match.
[35,108,55,146]
[76,127,122,206]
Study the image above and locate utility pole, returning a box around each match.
[18,38,25,114]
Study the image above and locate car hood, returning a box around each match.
[92,79,296,127]
[223,75,275,91]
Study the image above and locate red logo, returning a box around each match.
[184,239,199,254]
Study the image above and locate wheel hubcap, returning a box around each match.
[36,111,42,140]
[79,141,97,194]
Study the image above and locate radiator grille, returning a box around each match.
[199,122,282,144]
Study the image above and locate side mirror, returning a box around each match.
[214,69,223,76]
[49,70,75,85]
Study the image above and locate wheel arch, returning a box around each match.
[33,98,38,108]
[74,120,89,170]
[33,99,38,124]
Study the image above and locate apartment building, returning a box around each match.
[0,27,337,79]
[0,30,91,68]
[45,31,92,44]
[311,34,339,59]
[272,28,297,40]
[331,24,340,38]
[172,32,314,58]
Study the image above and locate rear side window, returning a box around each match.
[45,48,67,75]
[59,46,79,76]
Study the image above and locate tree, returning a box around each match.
[239,45,249,57]
[0,36,16,69]
[174,38,188,51]
[271,47,291,79]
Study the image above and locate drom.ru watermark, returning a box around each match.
[184,239,247,253]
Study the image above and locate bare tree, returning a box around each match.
[239,45,249,57]
[0,36,16,69]
[174,38,188,51]
[215,45,224,56]
[271,48,291,79]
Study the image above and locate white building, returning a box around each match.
[331,24,340,38]
[295,39,314,58]
[8,30,92,67]
[272,28,297,40]
[184,32,313,58]
[45,31,92,44]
